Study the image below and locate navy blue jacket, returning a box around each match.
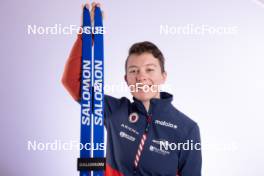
[102,92,202,176]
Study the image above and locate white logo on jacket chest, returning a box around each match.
[150,139,171,155]
[149,145,170,155]
[121,123,139,135]
[154,120,177,129]
[119,131,135,142]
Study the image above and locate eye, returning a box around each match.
[146,68,154,72]
[128,69,137,74]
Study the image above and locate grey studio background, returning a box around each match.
[1,0,264,175]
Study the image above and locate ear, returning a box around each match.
[124,74,128,84]
[161,71,167,83]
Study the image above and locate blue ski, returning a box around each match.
[93,6,105,176]
[78,6,105,176]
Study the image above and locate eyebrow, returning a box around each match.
[128,64,157,69]
[145,64,157,67]
[127,65,138,69]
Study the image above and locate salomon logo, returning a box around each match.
[81,60,92,126]
[93,60,103,126]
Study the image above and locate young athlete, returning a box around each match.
[61,2,202,176]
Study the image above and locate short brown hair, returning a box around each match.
[125,41,165,73]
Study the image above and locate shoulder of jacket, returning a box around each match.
[167,105,199,136]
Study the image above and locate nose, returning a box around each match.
[136,70,147,82]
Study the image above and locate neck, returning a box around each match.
[142,101,150,113]
[142,93,161,113]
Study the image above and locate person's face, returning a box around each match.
[125,53,167,102]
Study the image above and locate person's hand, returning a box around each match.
[81,1,104,26]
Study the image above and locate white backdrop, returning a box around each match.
[1,0,264,175]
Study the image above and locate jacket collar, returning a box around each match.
[132,92,173,116]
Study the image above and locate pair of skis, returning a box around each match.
[78,6,105,176]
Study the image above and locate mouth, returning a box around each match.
[135,83,154,92]
[129,82,160,93]
[137,83,151,87]
[138,84,152,88]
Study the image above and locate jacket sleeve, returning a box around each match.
[178,124,202,176]
[61,34,82,102]
[61,34,114,123]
